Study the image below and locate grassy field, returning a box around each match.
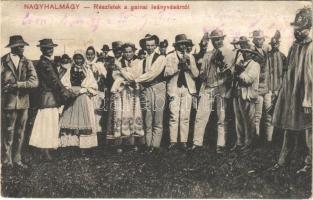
[1,139,311,198]
[1,109,312,198]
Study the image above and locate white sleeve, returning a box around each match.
[135,56,166,83]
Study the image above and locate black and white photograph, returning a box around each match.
[1,0,312,198]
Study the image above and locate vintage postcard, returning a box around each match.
[1,0,312,198]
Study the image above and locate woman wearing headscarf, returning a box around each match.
[59,50,99,149]
[85,46,107,134]
[106,43,144,152]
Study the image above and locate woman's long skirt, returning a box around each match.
[29,108,60,149]
[107,87,144,139]
[59,94,98,148]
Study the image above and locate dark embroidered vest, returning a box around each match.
[70,65,86,86]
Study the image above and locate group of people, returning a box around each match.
[1,7,312,174]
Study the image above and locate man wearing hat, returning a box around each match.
[267,31,287,85]
[231,38,241,50]
[97,44,111,63]
[250,29,272,143]
[28,39,76,161]
[164,34,199,151]
[231,42,261,152]
[271,7,312,174]
[191,29,235,154]
[1,35,38,168]
[232,36,250,64]
[134,34,166,152]
[101,44,110,55]
[159,39,168,56]
[266,30,287,139]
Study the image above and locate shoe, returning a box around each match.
[230,144,243,152]
[296,165,311,174]
[132,146,139,152]
[43,150,53,161]
[168,143,177,151]
[189,145,202,152]
[148,147,154,153]
[116,148,123,154]
[240,145,252,152]
[14,161,28,169]
[2,162,13,169]
[268,163,285,172]
[216,146,225,154]
[181,143,188,151]
[138,145,148,153]
[151,147,160,154]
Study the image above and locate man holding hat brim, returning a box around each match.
[133,33,166,152]
[231,42,261,152]
[164,34,199,151]
[1,35,38,169]
[28,39,76,161]
[191,29,235,154]
[271,7,312,174]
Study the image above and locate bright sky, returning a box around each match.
[1,1,311,60]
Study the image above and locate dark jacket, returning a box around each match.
[35,55,74,109]
[1,53,38,110]
[267,49,287,91]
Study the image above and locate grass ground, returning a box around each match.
[1,109,312,198]
[1,141,311,198]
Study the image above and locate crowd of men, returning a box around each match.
[1,7,312,175]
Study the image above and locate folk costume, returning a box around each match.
[59,50,99,148]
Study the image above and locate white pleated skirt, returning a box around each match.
[29,108,60,149]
